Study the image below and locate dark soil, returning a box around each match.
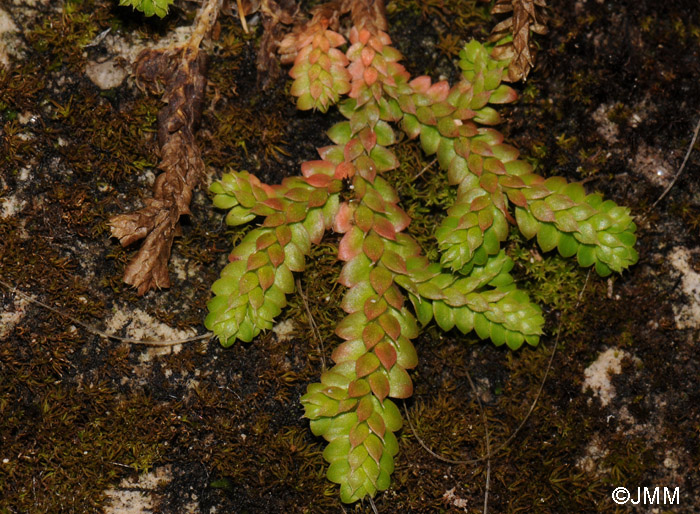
[1,0,699,513]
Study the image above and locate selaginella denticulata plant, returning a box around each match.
[199,0,638,505]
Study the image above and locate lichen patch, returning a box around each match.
[105,306,196,360]
[0,295,29,340]
[0,7,21,67]
[582,347,630,407]
[103,466,197,514]
[668,247,700,330]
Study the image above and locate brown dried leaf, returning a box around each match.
[489,0,548,82]
[257,0,300,88]
[109,2,217,295]
[347,0,387,34]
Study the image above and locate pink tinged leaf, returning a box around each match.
[332,339,367,364]
[358,28,371,45]
[416,105,437,125]
[318,34,330,53]
[301,160,335,177]
[378,312,401,341]
[338,398,358,413]
[257,265,275,291]
[326,29,346,47]
[364,296,388,320]
[492,190,508,215]
[363,231,385,262]
[263,212,285,227]
[398,95,417,116]
[362,323,385,349]
[350,420,371,448]
[305,173,333,188]
[492,143,520,163]
[380,250,407,274]
[275,225,292,247]
[367,411,387,442]
[484,157,506,175]
[478,209,494,232]
[349,62,365,84]
[267,243,285,267]
[284,187,311,203]
[499,174,526,189]
[369,266,393,296]
[308,63,321,82]
[334,161,355,179]
[356,352,381,378]
[348,378,371,398]
[246,251,269,271]
[471,139,494,157]
[530,200,556,222]
[361,46,376,66]
[363,66,378,86]
[368,372,390,405]
[388,366,413,398]
[308,189,329,208]
[356,397,374,424]
[545,193,577,211]
[255,231,277,250]
[362,189,386,213]
[427,81,450,102]
[338,254,371,288]
[384,204,412,232]
[364,433,384,462]
[238,272,258,295]
[382,286,404,310]
[470,194,491,212]
[344,139,364,162]
[479,173,499,194]
[339,226,365,261]
[262,197,284,211]
[354,204,375,232]
[454,137,471,159]
[359,128,377,153]
[373,216,397,241]
[468,154,483,176]
[334,201,355,233]
[507,189,528,208]
[409,75,431,94]
[354,155,377,182]
[285,202,307,223]
[374,341,398,370]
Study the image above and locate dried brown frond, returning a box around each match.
[109,0,223,295]
[489,0,547,82]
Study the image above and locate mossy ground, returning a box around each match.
[1,0,699,512]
